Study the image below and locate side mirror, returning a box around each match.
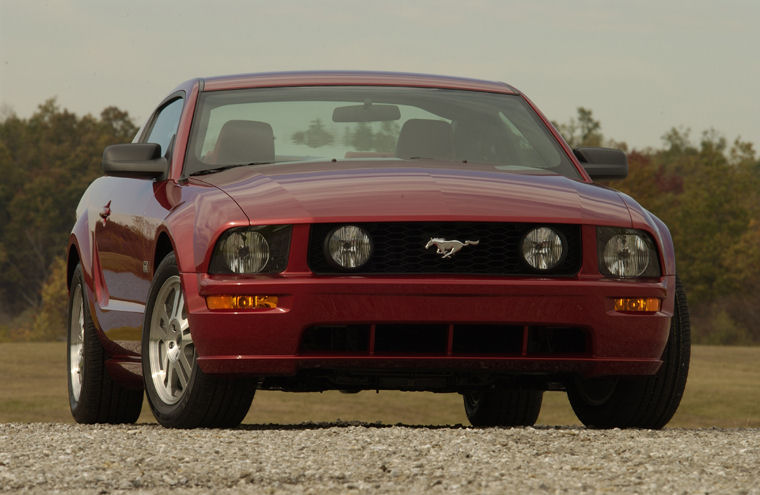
[574,147,628,180]
[102,143,167,179]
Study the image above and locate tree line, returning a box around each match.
[292,118,400,153]
[0,102,758,344]
[0,100,137,340]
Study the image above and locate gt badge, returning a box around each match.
[425,238,480,259]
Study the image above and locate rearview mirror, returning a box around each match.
[102,143,167,179]
[574,147,628,180]
[332,103,401,122]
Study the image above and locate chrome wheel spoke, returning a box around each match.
[178,348,193,384]
[78,311,84,341]
[157,308,171,339]
[180,321,192,343]
[170,289,181,321]
[165,362,177,392]
[175,360,189,390]
[154,368,166,388]
[69,285,85,402]
[160,343,169,373]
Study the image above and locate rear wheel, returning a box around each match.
[567,276,691,429]
[67,264,143,424]
[463,388,543,427]
[142,253,255,428]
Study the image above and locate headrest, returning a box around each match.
[395,119,453,161]
[214,120,275,164]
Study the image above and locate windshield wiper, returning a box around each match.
[190,162,272,176]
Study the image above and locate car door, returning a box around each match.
[93,97,184,340]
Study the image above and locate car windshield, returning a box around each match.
[185,86,580,179]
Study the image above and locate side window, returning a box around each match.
[145,98,184,157]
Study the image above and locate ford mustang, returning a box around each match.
[66,71,690,429]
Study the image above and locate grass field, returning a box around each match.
[1,343,757,427]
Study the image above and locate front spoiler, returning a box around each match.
[197,354,662,378]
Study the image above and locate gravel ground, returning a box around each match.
[1,423,758,494]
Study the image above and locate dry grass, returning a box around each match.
[1,343,757,427]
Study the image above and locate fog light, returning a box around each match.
[206,295,278,310]
[613,297,661,313]
[521,226,565,270]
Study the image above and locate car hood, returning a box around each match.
[196,161,633,226]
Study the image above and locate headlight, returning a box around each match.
[209,225,291,274]
[521,226,565,270]
[325,225,372,269]
[597,227,661,278]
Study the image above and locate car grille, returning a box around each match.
[307,222,581,275]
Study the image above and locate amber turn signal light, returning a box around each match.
[206,295,278,310]
[613,297,661,313]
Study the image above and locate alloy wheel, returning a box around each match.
[147,275,194,405]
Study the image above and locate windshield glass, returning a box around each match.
[185,86,580,179]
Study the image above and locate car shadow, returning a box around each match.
[233,422,581,431]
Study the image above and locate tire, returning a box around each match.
[567,276,691,429]
[463,388,543,427]
[142,253,255,428]
[67,264,143,424]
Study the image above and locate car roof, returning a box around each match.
[197,71,520,94]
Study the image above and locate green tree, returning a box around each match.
[372,121,399,152]
[348,122,374,151]
[342,121,399,152]
[32,257,68,341]
[0,99,137,312]
[554,107,603,147]
[291,118,335,148]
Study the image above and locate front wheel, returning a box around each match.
[567,276,691,429]
[142,253,255,428]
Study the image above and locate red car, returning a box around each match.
[66,71,689,429]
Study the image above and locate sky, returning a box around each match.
[1,0,758,151]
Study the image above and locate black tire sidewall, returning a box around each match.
[463,389,543,427]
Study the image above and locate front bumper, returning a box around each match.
[182,273,674,379]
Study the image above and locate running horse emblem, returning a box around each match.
[425,238,480,259]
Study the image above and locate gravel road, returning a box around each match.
[1,423,758,494]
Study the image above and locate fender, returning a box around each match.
[67,191,107,336]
